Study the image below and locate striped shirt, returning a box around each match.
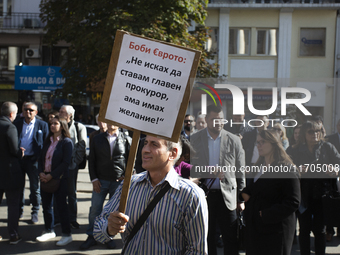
[93,168,208,254]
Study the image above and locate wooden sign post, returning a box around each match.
[99,30,201,213]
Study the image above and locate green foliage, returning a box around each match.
[40,0,219,95]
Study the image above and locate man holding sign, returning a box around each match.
[93,135,208,254]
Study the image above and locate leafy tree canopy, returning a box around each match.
[40,0,219,95]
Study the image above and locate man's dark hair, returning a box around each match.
[49,110,59,116]
[185,114,195,121]
[255,115,269,119]
[206,104,223,116]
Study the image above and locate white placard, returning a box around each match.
[105,34,196,138]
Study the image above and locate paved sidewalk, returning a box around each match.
[0,165,340,254]
[0,166,122,255]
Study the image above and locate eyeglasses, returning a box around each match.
[256,140,267,146]
[184,120,192,123]
[307,129,322,135]
[24,108,35,112]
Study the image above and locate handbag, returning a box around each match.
[237,212,246,251]
[40,178,60,193]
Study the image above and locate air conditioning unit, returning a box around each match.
[25,48,40,58]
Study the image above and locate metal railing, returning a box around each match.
[209,0,340,3]
[0,12,46,29]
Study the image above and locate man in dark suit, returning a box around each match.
[80,123,131,250]
[224,114,253,139]
[326,119,340,152]
[190,104,245,255]
[89,114,107,146]
[325,118,340,240]
[0,102,25,244]
[14,102,49,224]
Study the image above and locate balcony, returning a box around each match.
[210,0,340,2]
[0,12,46,30]
[209,0,340,7]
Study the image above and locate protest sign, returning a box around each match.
[99,30,201,142]
[99,30,201,213]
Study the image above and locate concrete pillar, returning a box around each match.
[218,8,230,77]
[333,13,340,132]
[277,8,293,87]
[3,0,8,15]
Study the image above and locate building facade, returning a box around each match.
[0,0,95,122]
[189,0,340,133]
[2,0,340,131]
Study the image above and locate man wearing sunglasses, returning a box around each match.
[14,102,49,224]
[14,101,42,122]
[181,114,196,139]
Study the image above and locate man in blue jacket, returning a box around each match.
[14,102,49,224]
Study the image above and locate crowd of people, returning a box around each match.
[1,100,340,255]
[0,102,86,245]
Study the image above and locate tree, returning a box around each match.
[40,0,219,95]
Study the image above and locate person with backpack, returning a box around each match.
[80,122,132,250]
[58,105,86,229]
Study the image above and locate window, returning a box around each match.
[257,29,278,56]
[42,46,69,66]
[229,28,250,55]
[0,48,8,70]
[0,46,21,71]
[299,28,326,57]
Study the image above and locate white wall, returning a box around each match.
[12,0,41,13]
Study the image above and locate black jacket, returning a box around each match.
[290,141,340,206]
[38,137,73,179]
[325,133,340,191]
[241,128,257,166]
[0,116,24,190]
[241,162,300,255]
[326,133,340,152]
[89,131,131,181]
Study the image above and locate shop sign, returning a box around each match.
[15,66,65,90]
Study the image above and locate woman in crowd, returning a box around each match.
[174,135,192,179]
[241,130,300,255]
[289,125,301,147]
[273,123,290,150]
[47,110,59,124]
[290,121,340,255]
[286,124,302,156]
[36,116,73,246]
